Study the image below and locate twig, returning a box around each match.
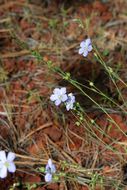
[19,122,52,143]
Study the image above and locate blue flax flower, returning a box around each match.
[50,87,68,106]
[45,159,56,182]
[79,38,92,57]
[66,93,75,111]
[0,151,16,178]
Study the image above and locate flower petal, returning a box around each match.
[68,93,75,103]
[7,152,15,162]
[0,166,7,178]
[78,47,84,55]
[55,99,61,106]
[48,159,52,168]
[66,104,70,111]
[47,159,56,173]
[50,94,57,101]
[66,102,74,111]
[45,173,52,182]
[53,88,60,95]
[51,164,56,173]
[61,94,68,102]
[83,50,88,57]
[8,162,16,173]
[88,45,92,52]
[60,87,66,95]
[66,104,71,111]
[0,151,6,162]
[45,164,50,172]
[0,162,3,168]
[80,41,85,47]
[85,38,91,46]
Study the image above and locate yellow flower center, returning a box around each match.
[4,161,9,167]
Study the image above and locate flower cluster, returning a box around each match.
[0,151,16,178]
[79,38,92,57]
[45,159,56,182]
[0,150,56,183]
[50,87,75,111]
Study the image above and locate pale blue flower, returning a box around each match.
[45,159,56,182]
[0,151,16,178]
[45,173,52,182]
[79,38,92,57]
[50,87,68,106]
[66,93,75,111]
